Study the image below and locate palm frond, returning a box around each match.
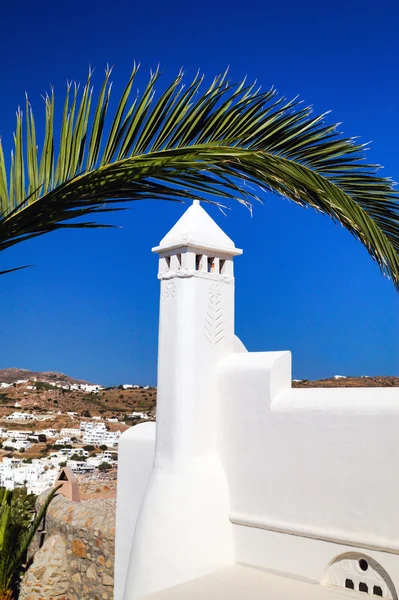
[0,66,398,288]
[0,485,61,597]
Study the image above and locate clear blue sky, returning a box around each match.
[0,0,398,385]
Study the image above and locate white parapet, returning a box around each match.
[114,422,156,600]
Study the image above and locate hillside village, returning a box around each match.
[0,368,156,495]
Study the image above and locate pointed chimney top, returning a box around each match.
[152,201,242,255]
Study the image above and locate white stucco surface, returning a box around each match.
[114,422,156,600]
[139,564,361,600]
[117,201,399,600]
[152,199,242,255]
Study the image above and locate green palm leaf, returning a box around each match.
[0,485,60,598]
[0,65,398,288]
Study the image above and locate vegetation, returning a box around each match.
[69,453,86,461]
[34,382,54,392]
[98,462,112,471]
[0,65,396,286]
[0,485,60,599]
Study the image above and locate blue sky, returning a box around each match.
[0,0,398,385]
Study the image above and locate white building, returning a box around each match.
[6,412,35,421]
[3,430,32,441]
[87,450,118,467]
[130,412,149,420]
[103,450,118,464]
[115,201,399,600]
[66,460,95,473]
[68,383,103,393]
[37,428,58,438]
[83,424,119,447]
[60,428,82,437]
[3,440,32,451]
[55,437,73,446]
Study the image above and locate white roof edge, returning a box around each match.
[152,241,243,256]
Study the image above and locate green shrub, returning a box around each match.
[98,462,112,471]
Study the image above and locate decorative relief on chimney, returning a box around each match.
[164,281,176,299]
[204,284,223,346]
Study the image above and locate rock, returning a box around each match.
[72,538,87,558]
[22,493,116,600]
[102,573,114,586]
[71,572,82,583]
[86,563,97,580]
[19,534,70,600]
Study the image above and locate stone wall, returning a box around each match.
[20,492,115,600]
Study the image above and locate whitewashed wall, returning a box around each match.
[114,422,156,600]
[218,351,399,589]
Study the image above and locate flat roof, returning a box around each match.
[140,564,357,600]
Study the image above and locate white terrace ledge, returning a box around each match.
[139,565,357,600]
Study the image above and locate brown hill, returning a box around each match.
[292,376,399,388]
[0,367,90,385]
[0,380,156,422]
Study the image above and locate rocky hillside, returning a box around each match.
[0,384,157,421]
[0,368,156,421]
[292,376,399,388]
[0,367,89,385]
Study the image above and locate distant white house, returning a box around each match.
[36,428,58,438]
[60,428,82,437]
[68,383,103,393]
[130,411,150,420]
[87,450,118,467]
[6,412,35,421]
[66,460,95,473]
[83,423,119,447]
[3,440,32,451]
[55,437,73,446]
[4,430,32,441]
